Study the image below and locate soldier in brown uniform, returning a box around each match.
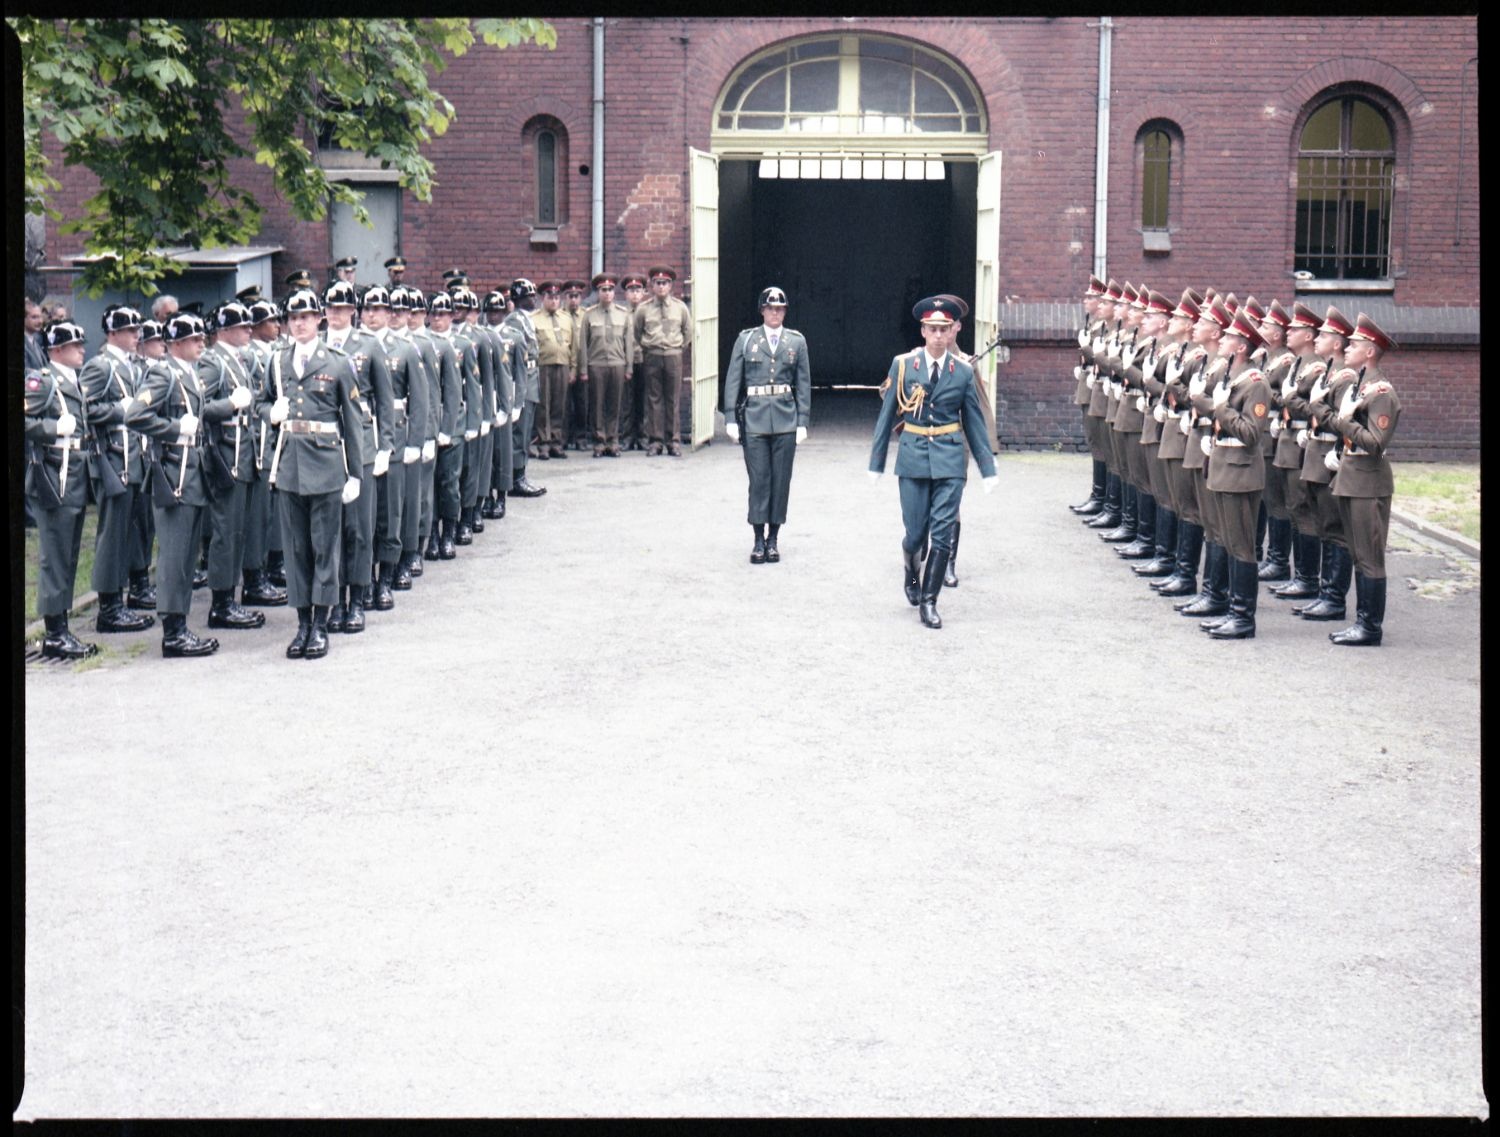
[1146,289,1204,595]
[635,266,693,456]
[1198,308,1272,639]
[1325,313,1400,646]
[1268,302,1328,602]
[1083,280,1127,531]
[1253,300,1295,582]
[1097,283,1144,546]
[580,272,634,456]
[620,274,648,451]
[1175,296,1232,617]
[1123,289,1179,576]
[1113,285,1161,560]
[1069,276,1109,516]
[534,281,574,459]
[1291,306,1356,621]
[562,279,590,450]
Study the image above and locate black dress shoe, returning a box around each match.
[549,447,568,459]
[127,574,157,610]
[207,597,266,630]
[1178,595,1229,617]
[647,443,664,456]
[1273,578,1320,599]
[286,610,311,659]
[495,493,507,516]
[1085,511,1121,529]
[765,539,780,563]
[1132,556,1175,577]
[1070,496,1104,515]
[1257,561,1291,582]
[667,443,683,457]
[1293,598,1344,621]
[303,607,330,660]
[192,566,209,590]
[1115,538,1154,559]
[373,571,396,610]
[393,560,413,590]
[424,532,442,560]
[455,518,474,545]
[1208,614,1256,639]
[42,621,100,660]
[1099,526,1137,543]
[750,538,766,564]
[327,602,347,634]
[405,551,424,578]
[161,627,218,658]
[96,594,155,633]
[242,571,288,607]
[344,593,365,633]
[511,477,546,497]
[439,520,457,559]
[480,497,500,520]
[1154,576,1197,597]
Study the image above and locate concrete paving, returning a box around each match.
[19,392,1483,1118]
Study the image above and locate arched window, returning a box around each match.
[523,116,568,235]
[535,129,558,225]
[1295,93,1395,281]
[1135,120,1181,252]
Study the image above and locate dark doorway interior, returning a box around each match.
[718,161,976,397]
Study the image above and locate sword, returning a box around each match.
[174,372,191,499]
[112,357,132,485]
[268,351,287,486]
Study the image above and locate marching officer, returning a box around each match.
[260,288,364,660]
[25,320,102,658]
[504,278,546,497]
[79,305,156,635]
[323,280,395,630]
[198,300,266,632]
[723,286,812,564]
[868,295,997,629]
[579,272,633,457]
[124,312,222,658]
[1326,313,1400,646]
[635,266,692,456]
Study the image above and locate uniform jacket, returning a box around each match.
[634,294,692,356]
[722,324,812,436]
[535,308,576,369]
[1272,350,1323,470]
[1300,358,1357,486]
[501,309,540,403]
[256,340,365,495]
[1072,316,1097,406]
[869,349,996,480]
[126,355,215,508]
[326,327,397,464]
[24,361,93,509]
[1205,360,1271,493]
[486,321,522,417]
[411,328,462,440]
[443,327,483,435]
[1331,363,1399,498]
[1153,339,1193,462]
[1181,349,1223,473]
[580,302,633,368]
[372,328,428,452]
[198,341,260,482]
[80,345,149,487]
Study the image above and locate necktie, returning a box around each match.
[295,350,309,378]
[768,333,779,352]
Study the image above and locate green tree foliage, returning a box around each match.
[10,18,556,295]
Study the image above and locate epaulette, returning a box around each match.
[1181,345,1208,365]
[25,369,47,393]
[327,343,349,357]
[1360,379,1394,398]
[1333,366,1360,384]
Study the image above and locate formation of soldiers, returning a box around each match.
[23,257,693,661]
[1070,277,1400,645]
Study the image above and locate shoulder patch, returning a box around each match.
[26,375,42,392]
[1252,402,1268,418]
[1376,414,1391,430]
[138,389,153,407]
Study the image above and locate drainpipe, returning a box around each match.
[592,17,605,276]
[1092,16,1113,283]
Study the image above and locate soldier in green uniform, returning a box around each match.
[481,289,520,515]
[868,296,998,629]
[1254,300,1296,583]
[125,319,166,610]
[534,281,574,459]
[1174,296,1231,617]
[563,278,590,450]
[260,288,365,659]
[124,312,223,657]
[423,289,473,560]
[1144,289,1203,594]
[1326,313,1400,646]
[450,285,493,545]
[197,300,266,632]
[503,278,546,497]
[244,300,289,598]
[25,320,102,658]
[1082,280,1125,531]
[580,272,633,457]
[635,266,692,456]
[385,256,407,289]
[620,274,648,451]
[723,286,812,564]
[79,306,156,635]
[386,286,439,585]
[1110,284,1156,559]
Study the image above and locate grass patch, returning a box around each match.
[1392,461,1480,542]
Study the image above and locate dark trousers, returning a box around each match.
[1263,452,1288,520]
[491,414,513,494]
[568,374,590,443]
[538,364,569,448]
[1306,479,1344,543]
[621,362,644,445]
[589,363,627,448]
[417,456,436,547]
[206,477,250,590]
[643,352,683,446]
[341,461,377,586]
[435,440,462,523]
[92,483,137,594]
[1084,413,1108,461]
[475,426,495,503]
[1122,430,1148,488]
[279,489,343,608]
[512,401,536,475]
[153,501,205,617]
[402,455,427,557]
[743,431,797,525]
[459,436,481,511]
[1194,469,1221,545]
[898,476,965,557]
[34,501,86,617]
[244,475,270,571]
[1216,489,1262,563]
[376,461,406,565]
[1335,495,1391,577]
[129,482,156,573]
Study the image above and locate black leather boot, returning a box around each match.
[127,569,157,610]
[1273,531,1321,598]
[1155,521,1201,596]
[208,587,265,630]
[1180,543,1230,616]
[344,587,366,633]
[1136,507,1177,576]
[1116,490,1155,558]
[42,613,100,659]
[455,510,474,545]
[1086,473,1122,528]
[1296,542,1350,620]
[1331,573,1385,646]
[750,524,767,564]
[944,522,959,586]
[1070,458,1107,514]
[919,547,948,629]
[242,567,288,607]
[374,564,397,609]
[1208,559,1258,639]
[1100,483,1138,542]
[304,604,330,659]
[510,476,546,497]
[903,546,922,607]
[439,518,457,559]
[481,494,501,520]
[765,524,781,563]
[1258,517,1292,580]
[161,612,218,658]
[423,525,441,561]
[286,608,311,659]
[495,491,507,518]
[265,548,287,587]
[470,505,484,535]
[393,556,414,589]
[97,591,155,632]
[327,588,347,634]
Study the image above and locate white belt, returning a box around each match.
[1214,437,1247,448]
[746,384,791,396]
[51,437,84,451]
[283,419,341,435]
[390,398,407,410]
[1346,446,1374,457]
[1311,431,1338,443]
[1194,416,1213,428]
[1289,419,1309,429]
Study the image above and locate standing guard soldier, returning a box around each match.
[1198,308,1272,639]
[197,300,267,633]
[1325,313,1399,646]
[424,290,473,560]
[323,280,395,630]
[260,288,365,659]
[124,312,222,658]
[1082,280,1125,531]
[580,272,633,457]
[504,278,547,497]
[126,319,166,611]
[620,274,648,450]
[723,286,812,564]
[451,286,494,544]
[384,256,407,289]
[80,306,156,635]
[481,289,520,516]
[25,320,102,658]
[635,266,692,456]
[1145,289,1203,593]
[1069,276,1109,516]
[534,281,574,460]
[1268,301,1327,604]
[1174,296,1231,618]
[1122,288,1177,576]
[1293,306,1357,622]
[1112,285,1156,559]
[563,279,591,449]
[333,256,358,286]
[283,268,314,293]
[246,300,290,594]
[868,296,997,629]
[387,286,439,585]
[1255,300,1296,583]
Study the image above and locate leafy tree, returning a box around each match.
[10,18,556,295]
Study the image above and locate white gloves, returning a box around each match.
[796,426,808,444]
[464,428,478,441]
[1120,345,1137,372]
[479,421,490,436]
[1324,448,1342,473]
[421,439,436,461]
[867,470,883,483]
[1134,395,1146,413]
[373,449,390,477]
[1296,428,1309,448]
[1281,376,1297,400]
[178,411,199,436]
[1084,371,1096,390]
[117,396,136,417]
[229,385,252,410]
[1164,359,1183,386]
[341,476,361,504]
[1200,435,1213,456]
[494,411,509,427]
[1178,412,1191,435]
[981,475,998,496]
[437,432,452,448]
[402,445,421,465]
[725,423,740,442]
[1268,417,1283,438]
[55,411,78,438]
[1212,383,1230,409]
[1073,365,1084,383]
[269,396,290,425]
[1152,402,1168,424]
[1338,386,1359,419]
[1309,376,1328,404]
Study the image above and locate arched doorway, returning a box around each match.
[689,34,999,445]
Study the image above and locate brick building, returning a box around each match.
[41,17,1480,457]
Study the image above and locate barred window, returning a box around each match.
[1295,95,1395,280]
